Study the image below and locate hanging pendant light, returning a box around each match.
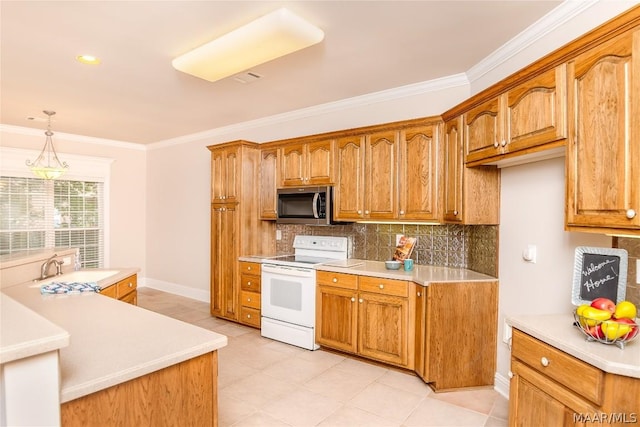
[26,110,69,179]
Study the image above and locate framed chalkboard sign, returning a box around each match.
[571,246,628,306]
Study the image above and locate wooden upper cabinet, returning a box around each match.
[334,135,366,220]
[211,145,240,203]
[443,117,464,222]
[259,148,278,220]
[566,28,640,233]
[399,124,441,221]
[280,139,334,187]
[444,117,500,224]
[464,65,568,166]
[365,131,398,219]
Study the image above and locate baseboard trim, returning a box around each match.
[494,372,510,400]
[141,277,210,303]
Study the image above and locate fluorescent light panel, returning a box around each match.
[172,8,324,83]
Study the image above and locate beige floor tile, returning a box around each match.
[230,411,292,427]
[349,381,424,422]
[303,365,376,402]
[222,372,298,408]
[262,388,342,426]
[317,405,402,427]
[404,397,489,427]
[218,359,259,389]
[489,395,509,420]
[430,388,499,416]
[218,393,258,426]
[484,415,509,427]
[263,355,334,384]
[376,369,432,397]
[333,357,388,382]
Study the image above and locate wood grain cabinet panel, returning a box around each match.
[259,148,278,220]
[316,284,358,354]
[211,145,239,203]
[365,131,399,220]
[280,139,334,187]
[399,124,441,221]
[509,329,640,427]
[334,135,366,220]
[566,28,640,234]
[100,274,137,305]
[238,261,261,328]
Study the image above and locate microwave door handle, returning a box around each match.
[312,193,320,219]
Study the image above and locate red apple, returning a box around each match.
[590,297,616,314]
[587,324,604,339]
[614,317,638,340]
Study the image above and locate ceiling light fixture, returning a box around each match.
[76,54,101,65]
[172,7,324,83]
[26,110,69,179]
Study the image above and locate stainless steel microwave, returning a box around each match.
[276,186,335,225]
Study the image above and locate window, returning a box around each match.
[0,145,113,267]
[0,176,105,268]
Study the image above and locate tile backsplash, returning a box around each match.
[276,223,498,277]
[613,237,640,307]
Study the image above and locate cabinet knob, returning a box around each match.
[357,210,362,215]
[453,210,459,216]
[247,298,251,302]
[508,371,513,379]
[379,284,384,289]
[417,291,421,297]
[247,314,251,319]
[501,139,507,147]
[493,141,499,148]
[247,281,252,286]
[626,209,636,219]
[540,357,550,367]
[358,298,363,303]
[247,266,251,271]
[332,278,338,283]
[399,210,405,215]
[128,283,133,288]
[351,297,356,302]
[364,210,370,215]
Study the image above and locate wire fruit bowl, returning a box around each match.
[573,310,639,349]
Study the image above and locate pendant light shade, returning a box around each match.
[172,8,324,83]
[26,110,69,179]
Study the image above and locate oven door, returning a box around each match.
[261,264,316,328]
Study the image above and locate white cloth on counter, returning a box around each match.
[40,282,101,294]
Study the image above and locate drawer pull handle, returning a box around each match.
[332,278,338,283]
[540,357,550,367]
[351,297,356,302]
[247,314,251,319]
[508,371,513,379]
[247,266,252,271]
[417,291,421,297]
[626,209,636,219]
[128,283,133,288]
[247,281,251,286]
[247,298,251,302]
[379,284,384,289]
[359,298,363,303]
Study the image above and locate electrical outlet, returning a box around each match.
[502,321,512,344]
[637,259,639,284]
[396,234,404,246]
[62,257,72,266]
[276,230,282,241]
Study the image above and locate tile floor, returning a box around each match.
[137,287,509,427]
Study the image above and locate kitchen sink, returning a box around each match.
[30,270,120,287]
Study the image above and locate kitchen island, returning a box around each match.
[2,274,227,426]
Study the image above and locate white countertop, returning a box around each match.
[239,256,496,285]
[2,271,228,403]
[507,313,640,378]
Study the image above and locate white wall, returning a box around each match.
[0,129,147,275]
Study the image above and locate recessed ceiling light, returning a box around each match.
[76,55,101,65]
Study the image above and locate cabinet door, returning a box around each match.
[505,64,567,153]
[464,97,502,164]
[399,125,440,221]
[280,143,305,187]
[316,285,358,354]
[509,360,598,427]
[210,205,224,317]
[224,147,240,203]
[566,29,640,230]
[334,135,365,220]
[306,140,334,185]
[210,204,238,320]
[259,148,278,219]
[358,292,408,367]
[443,118,464,222]
[211,149,226,203]
[366,131,398,219]
[414,287,430,381]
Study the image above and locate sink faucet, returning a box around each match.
[40,254,64,280]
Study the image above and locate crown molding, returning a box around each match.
[466,0,599,84]
[148,73,469,150]
[0,124,146,151]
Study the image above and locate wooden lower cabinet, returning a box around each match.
[61,351,218,427]
[100,274,137,305]
[509,329,640,427]
[239,261,261,328]
[414,280,498,391]
[316,271,414,370]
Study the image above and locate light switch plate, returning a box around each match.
[637,259,639,284]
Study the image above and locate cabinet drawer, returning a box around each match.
[120,290,137,305]
[511,329,604,405]
[239,261,260,275]
[116,275,137,298]
[316,271,358,290]
[240,307,261,328]
[100,285,117,299]
[240,274,261,292]
[241,290,261,309]
[359,276,408,297]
